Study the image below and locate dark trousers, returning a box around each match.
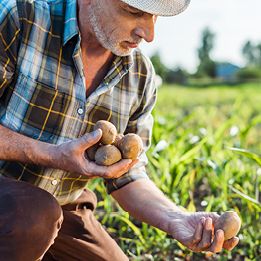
[0,176,128,261]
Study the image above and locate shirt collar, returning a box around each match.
[63,0,79,46]
[122,53,134,71]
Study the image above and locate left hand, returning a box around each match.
[169,212,239,253]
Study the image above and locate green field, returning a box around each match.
[88,83,261,260]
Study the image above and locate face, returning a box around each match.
[84,0,157,56]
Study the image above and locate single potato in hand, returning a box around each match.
[215,211,241,240]
[95,145,122,166]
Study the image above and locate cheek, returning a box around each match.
[103,16,137,42]
[110,27,129,41]
[112,17,136,35]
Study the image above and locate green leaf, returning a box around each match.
[176,137,208,164]
[111,214,146,245]
[229,185,261,208]
[228,147,261,166]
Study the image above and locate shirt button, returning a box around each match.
[51,179,58,186]
[77,108,84,115]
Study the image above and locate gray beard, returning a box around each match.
[87,3,133,57]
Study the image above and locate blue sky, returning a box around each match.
[140,0,261,73]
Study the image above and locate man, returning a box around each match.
[0,0,239,260]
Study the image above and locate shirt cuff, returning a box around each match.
[105,170,150,194]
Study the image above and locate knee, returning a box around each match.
[0,181,63,255]
[25,183,63,226]
[14,182,63,235]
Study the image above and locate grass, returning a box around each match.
[88,83,261,260]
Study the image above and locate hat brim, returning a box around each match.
[120,0,191,16]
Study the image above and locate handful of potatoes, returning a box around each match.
[86,120,143,166]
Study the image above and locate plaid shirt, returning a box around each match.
[0,0,156,205]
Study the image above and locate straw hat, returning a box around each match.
[120,0,191,16]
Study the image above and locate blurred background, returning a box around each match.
[90,1,261,260]
[141,0,261,85]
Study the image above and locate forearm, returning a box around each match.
[112,178,186,234]
[0,124,57,167]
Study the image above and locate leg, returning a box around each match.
[43,189,128,261]
[0,176,63,261]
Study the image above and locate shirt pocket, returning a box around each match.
[4,74,72,142]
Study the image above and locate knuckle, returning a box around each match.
[199,242,211,250]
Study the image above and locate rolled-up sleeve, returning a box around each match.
[106,55,157,194]
[0,0,20,98]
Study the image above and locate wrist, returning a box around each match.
[27,139,58,168]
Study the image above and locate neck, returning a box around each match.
[80,35,111,58]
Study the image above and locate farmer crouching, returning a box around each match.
[0,0,239,260]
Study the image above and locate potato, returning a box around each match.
[112,133,124,148]
[95,145,122,166]
[215,211,241,240]
[118,133,143,160]
[94,120,117,145]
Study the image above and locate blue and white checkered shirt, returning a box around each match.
[0,0,157,205]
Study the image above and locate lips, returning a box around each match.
[125,41,139,48]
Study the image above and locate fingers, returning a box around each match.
[104,159,133,178]
[207,229,224,253]
[223,237,239,251]
[189,215,240,254]
[207,212,220,224]
[197,217,213,250]
[202,230,239,253]
[86,159,137,179]
[127,159,139,169]
[193,217,224,253]
[79,129,102,150]
[102,159,139,179]
[191,217,205,245]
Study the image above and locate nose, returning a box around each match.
[134,15,157,43]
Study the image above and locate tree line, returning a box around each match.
[150,28,261,84]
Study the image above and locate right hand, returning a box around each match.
[54,129,137,179]
[169,212,239,253]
